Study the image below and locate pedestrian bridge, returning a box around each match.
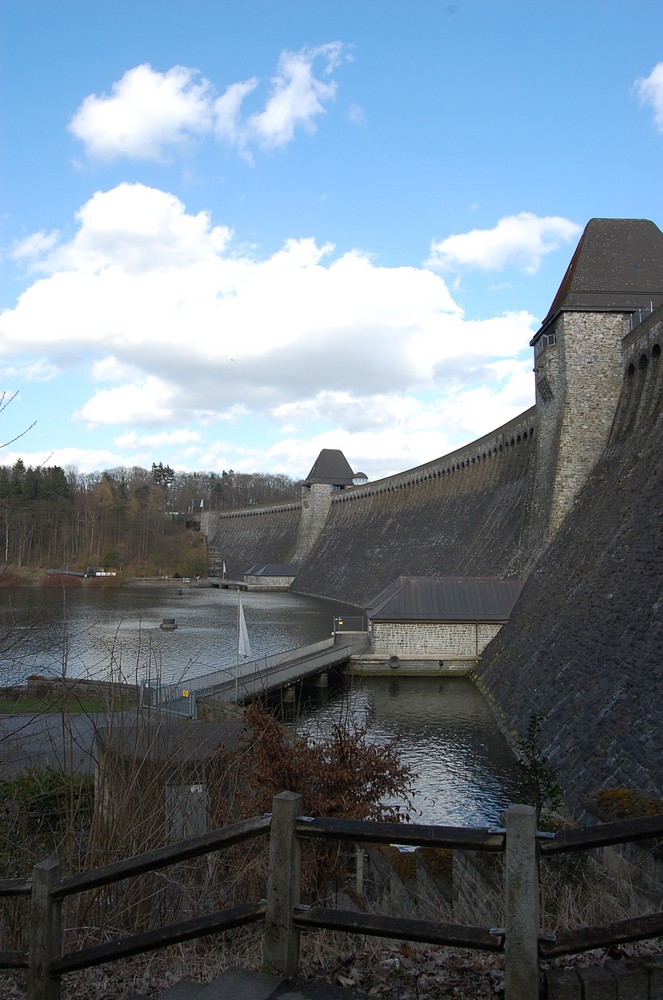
[140,627,369,718]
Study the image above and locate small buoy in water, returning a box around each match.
[160,618,178,630]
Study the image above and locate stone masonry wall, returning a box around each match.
[293,482,334,562]
[477,320,663,811]
[293,408,536,606]
[371,621,502,657]
[201,504,300,580]
[528,311,626,547]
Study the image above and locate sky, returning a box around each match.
[2,1,663,484]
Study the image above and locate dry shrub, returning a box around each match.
[209,702,414,903]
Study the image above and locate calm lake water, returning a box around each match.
[0,584,524,825]
[296,676,525,826]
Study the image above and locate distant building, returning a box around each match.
[295,448,361,561]
[244,563,299,589]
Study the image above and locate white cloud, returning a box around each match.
[635,62,663,132]
[0,447,124,475]
[115,428,201,448]
[75,377,175,427]
[347,103,366,126]
[0,358,59,382]
[427,212,581,274]
[0,183,540,476]
[243,44,342,150]
[69,64,214,161]
[69,45,347,163]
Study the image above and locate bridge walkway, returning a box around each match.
[142,631,369,718]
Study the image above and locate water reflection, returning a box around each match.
[0,585,525,826]
[0,585,359,686]
[297,675,526,827]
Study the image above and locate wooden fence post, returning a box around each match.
[504,804,540,1000]
[28,860,62,1000]
[263,791,303,979]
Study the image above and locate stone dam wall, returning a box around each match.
[201,302,663,813]
[204,502,301,579]
[203,408,536,605]
[477,310,663,810]
[294,407,536,606]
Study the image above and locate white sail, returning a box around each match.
[238,595,251,660]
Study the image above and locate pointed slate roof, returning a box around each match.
[303,448,356,487]
[532,218,663,343]
[367,576,524,623]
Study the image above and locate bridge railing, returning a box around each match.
[140,637,343,714]
[3,795,663,1000]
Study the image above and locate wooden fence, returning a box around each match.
[1,793,662,1000]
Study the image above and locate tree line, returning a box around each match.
[0,460,301,576]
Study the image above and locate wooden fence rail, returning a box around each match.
[0,795,662,1000]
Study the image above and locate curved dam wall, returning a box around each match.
[477,311,663,810]
[293,408,536,607]
[203,503,301,580]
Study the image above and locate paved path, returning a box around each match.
[0,709,141,775]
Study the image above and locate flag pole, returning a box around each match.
[236,588,240,704]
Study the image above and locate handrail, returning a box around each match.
[50,901,266,975]
[53,813,271,899]
[539,811,663,855]
[293,905,503,952]
[0,949,28,969]
[0,877,32,897]
[296,815,505,851]
[539,911,663,959]
[2,798,663,1000]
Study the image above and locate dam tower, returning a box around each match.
[528,217,663,544]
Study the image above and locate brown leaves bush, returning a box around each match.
[209,702,414,902]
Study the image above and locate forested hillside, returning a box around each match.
[0,461,300,577]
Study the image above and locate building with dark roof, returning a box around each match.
[302,448,357,488]
[366,576,523,668]
[294,448,363,563]
[244,563,299,588]
[528,217,663,544]
[532,218,663,343]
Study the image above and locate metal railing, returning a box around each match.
[624,302,655,334]
[140,635,357,716]
[1,795,662,1000]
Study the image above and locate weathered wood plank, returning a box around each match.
[0,877,32,897]
[293,905,503,952]
[296,816,505,851]
[539,911,663,958]
[53,814,271,899]
[50,901,265,975]
[540,813,663,855]
[0,949,28,969]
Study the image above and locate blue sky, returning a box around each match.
[2,0,663,482]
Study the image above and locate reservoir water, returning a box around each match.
[0,584,524,825]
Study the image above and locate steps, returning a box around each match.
[127,966,367,999]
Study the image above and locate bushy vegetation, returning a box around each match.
[517,713,562,817]
[210,702,414,902]
[0,460,301,576]
[592,787,663,819]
